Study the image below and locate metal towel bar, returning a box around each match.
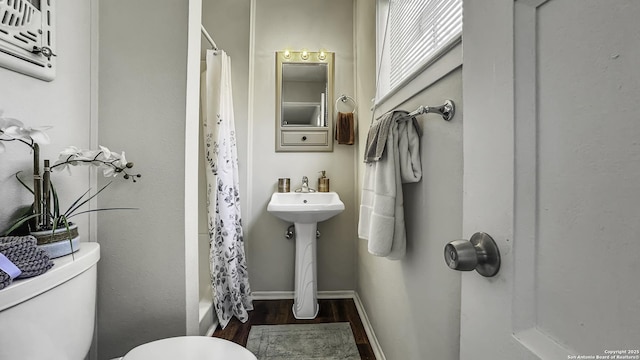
[398,99,455,122]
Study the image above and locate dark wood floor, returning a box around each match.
[213,298,376,359]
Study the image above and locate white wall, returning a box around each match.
[0,0,95,240]
[248,0,356,293]
[354,1,463,359]
[97,0,191,358]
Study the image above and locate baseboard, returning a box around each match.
[352,292,386,360]
[251,290,356,300]
[199,299,218,336]
[250,290,385,360]
[205,320,218,337]
[251,290,295,300]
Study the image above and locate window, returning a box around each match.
[376,0,462,101]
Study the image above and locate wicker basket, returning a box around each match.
[30,223,79,245]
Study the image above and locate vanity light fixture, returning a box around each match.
[283,50,291,59]
[318,51,326,60]
[301,50,309,60]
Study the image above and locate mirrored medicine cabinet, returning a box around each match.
[275,50,335,152]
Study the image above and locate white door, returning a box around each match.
[461,0,640,359]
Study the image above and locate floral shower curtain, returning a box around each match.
[202,49,253,328]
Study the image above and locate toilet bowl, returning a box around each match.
[121,336,256,360]
[0,243,256,360]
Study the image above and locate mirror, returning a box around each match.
[281,63,327,127]
[276,51,334,152]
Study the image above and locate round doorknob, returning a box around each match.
[444,232,501,277]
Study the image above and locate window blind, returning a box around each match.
[378,0,462,99]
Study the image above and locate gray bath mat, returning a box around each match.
[246,322,360,360]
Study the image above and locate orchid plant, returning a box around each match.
[0,109,51,152]
[1,110,140,236]
[53,145,140,182]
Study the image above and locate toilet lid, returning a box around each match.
[122,336,257,360]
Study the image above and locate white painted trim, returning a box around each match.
[184,0,203,336]
[352,292,385,360]
[512,0,538,336]
[351,0,362,287]
[251,290,295,300]
[511,2,574,357]
[251,290,355,300]
[250,291,385,360]
[88,1,99,359]
[246,0,256,230]
[317,290,356,299]
[199,299,218,336]
[513,328,572,359]
[88,0,99,245]
[205,321,218,337]
[254,289,340,299]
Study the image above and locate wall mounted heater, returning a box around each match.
[0,0,55,81]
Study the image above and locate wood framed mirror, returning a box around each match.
[275,50,334,152]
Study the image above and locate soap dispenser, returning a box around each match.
[318,170,330,192]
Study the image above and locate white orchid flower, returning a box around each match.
[53,146,81,174]
[102,166,116,177]
[56,146,81,162]
[114,151,127,168]
[1,121,51,144]
[99,145,112,159]
[77,149,103,163]
[0,110,13,153]
[103,151,127,177]
[49,145,138,181]
[1,111,51,155]
[58,145,81,158]
[0,115,24,131]
[81,146,112,166]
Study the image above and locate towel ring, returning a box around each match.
[335,94,357,114]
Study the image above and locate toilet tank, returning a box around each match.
[0,242,100,360]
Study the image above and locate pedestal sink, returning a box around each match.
[267,192,345,319]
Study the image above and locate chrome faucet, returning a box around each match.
[296,176,315,193]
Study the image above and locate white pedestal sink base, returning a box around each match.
[266,191,345,320]
[292,223,319,319]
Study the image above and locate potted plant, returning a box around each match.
[1,111,140,258]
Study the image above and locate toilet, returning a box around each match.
[120,336,256,360]
[0,243,257,360]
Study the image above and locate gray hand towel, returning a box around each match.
[0,235,54,290]
[0,272,11,290]
[364,111,409,162]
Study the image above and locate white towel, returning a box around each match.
[358,111,421,259]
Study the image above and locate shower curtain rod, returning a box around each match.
[201,24,219,51]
